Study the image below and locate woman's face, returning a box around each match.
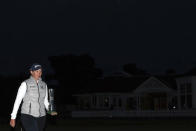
[30,69,42,80]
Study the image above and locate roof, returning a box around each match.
[76,75,177,94]
[155,76,177,90]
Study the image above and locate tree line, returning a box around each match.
[0,53,179,118]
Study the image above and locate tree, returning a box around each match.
[165,68,176,75]
[123,63,148,76]
[48,53,102,104]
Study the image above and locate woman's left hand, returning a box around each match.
[51,111,58,116]
[48,111,58,116]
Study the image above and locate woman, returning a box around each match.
[10,63,57,131]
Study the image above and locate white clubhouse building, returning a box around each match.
[71,73,196,117]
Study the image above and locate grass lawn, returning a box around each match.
[2,118,196,131]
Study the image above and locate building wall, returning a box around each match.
[191,76,196,109]
[176,76,195,109]
[75,77,182,111]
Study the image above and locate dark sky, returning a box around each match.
[0,0,195,76]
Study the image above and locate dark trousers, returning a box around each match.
[20,114,46,131]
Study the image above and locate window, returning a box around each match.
[180,95,186,109]
[126,97,136,110]
[179,82,192,109]
[187,95,192,108]
[92,96,97,106]
[113,97,117,107]
[180,83,186,94]
[99,97,103,107]
[118,98,122,107]
[187,83,192,94]
[104,97,109,107]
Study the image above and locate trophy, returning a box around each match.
[48,88,57,115]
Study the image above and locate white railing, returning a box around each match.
[71,110,196,118]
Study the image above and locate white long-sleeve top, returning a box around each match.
[11,82,49,119]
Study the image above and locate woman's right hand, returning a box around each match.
[10,119,15,128]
